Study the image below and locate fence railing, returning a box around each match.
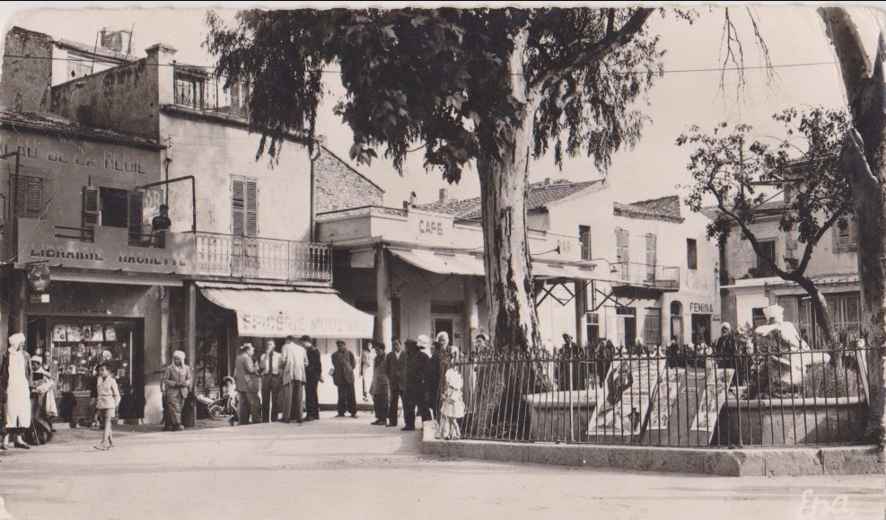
[172,65,249,116]
[610,261,680,290]
[194,231,332,283]
[443,344,874,448]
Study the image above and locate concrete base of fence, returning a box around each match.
[420,423,884,476]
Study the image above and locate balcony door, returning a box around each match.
[231,176,259,277]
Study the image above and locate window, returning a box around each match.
[645,233,657,282]
[686,238,698,270]
[586,312,600,342]
[231,176,258,237]
[615,227,629,263]
[174,73,206,109]
[14,175,45,218]
[754,240,777,277]
[833,219,858,253]
[826,292,862,341]
[579,225,592,260]
[99,187,129,228]
[751,307,767,328]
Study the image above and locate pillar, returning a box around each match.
[375,246,392,347]
[186,282,196,369]
[574,280,587,347]
[160,286,170,366]
[464,277,480,353]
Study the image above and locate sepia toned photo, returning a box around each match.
[0,2,882,519]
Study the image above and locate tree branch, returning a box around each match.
[528,7,654,94]
[818,7,872,106]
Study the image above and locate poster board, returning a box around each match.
[587,356,666,442]
[644,367,735,446]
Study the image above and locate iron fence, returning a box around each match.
[443,343,875,448]
[194,231,332,283]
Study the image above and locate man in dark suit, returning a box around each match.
[233,343,261,425]
[385,339,404,427]
[401,335,432,431]
[303,336,323,421]
[330,340,358,418]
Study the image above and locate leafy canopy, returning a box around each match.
[206,7,682,180]
[678,107,853,276]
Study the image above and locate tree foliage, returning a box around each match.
[205,7,676,178]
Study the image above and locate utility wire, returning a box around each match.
[2,52,839,76]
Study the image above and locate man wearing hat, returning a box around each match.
[234,343,261,425]
[369,342,390,426]
[384,339,404,427]
[401,336,432,431]
[331,340,358,418]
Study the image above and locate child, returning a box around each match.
[94,363,120,451]
[220,376,240,426]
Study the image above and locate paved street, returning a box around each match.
[0,412,881,520]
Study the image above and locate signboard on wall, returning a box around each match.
[17,218,191,274]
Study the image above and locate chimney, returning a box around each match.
[146,43,178,105]
[438,188,448,203]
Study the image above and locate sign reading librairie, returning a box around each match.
[17,218,191,274]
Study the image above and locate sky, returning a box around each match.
[1,2,884,209]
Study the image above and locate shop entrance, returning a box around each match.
[433,318,454,343]
[670,301,684,345]
[691,314,712,345]
[28,316,144,421]
[616,306,636,348]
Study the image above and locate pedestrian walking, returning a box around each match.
[369,342,389,426]
[1,333,32,450]
[93,362,120,451]
[401,336,431,431]
[234,343,261,425]
[438,346,465,440]
[304,337,323,421]
[330,340,358,418]
[385,339,404,427]
[163,350,193,431]
[280,335,308,423]
[260,340,283,422]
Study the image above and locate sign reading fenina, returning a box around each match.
[689,302,714,314]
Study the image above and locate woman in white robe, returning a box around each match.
[2,333,32,449]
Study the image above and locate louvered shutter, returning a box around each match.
[245,178,258,237]
[128,191,144,243]
[645,233,657,282]
[232,178,245,236]
[82,185,100,226]
[16,176,44,218]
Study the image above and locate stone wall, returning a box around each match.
[314,146,384,213]
[1,27,53,112]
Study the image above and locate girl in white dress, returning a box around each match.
[438,346,465,440]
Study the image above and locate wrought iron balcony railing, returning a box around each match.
[194,232,332,283]
[611,261,680,291]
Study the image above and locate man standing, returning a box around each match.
[260,340,283,422]
[163,350,193,431]
[280,335,308,423]
[401,336,432,431]
[303,336,323,421]
[331,340,357,418]
[369,342,389,426]
[233,344,261,425]
[385,339,404,427]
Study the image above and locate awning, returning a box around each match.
[199,285,374,339]
[390,247,603,281]
[389,248,485,276]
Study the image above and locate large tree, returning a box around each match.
[679,107,853,346]
[818,7,886,448]
[205,7,674,353]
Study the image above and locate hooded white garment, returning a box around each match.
[5,348,31,429]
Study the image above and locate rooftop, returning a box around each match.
[0,109,162,149]
[417,178,605,221]
[54,37,136,64]
[614,195,684,223]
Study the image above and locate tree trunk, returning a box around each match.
[819,7,886,448]
[794,276,834,347]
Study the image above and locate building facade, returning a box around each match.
[1,27,378,417]
[717,198,860,347]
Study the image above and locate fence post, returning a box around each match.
[568,359,575,443]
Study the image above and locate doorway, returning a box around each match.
[691,314,712,345]
[433,318,454,343]
[670,301,684,345]
[616,306,636,348]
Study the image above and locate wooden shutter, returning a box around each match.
[231,177,245,236]
[579,225,591,260]
[245,178,258,237]
[645,233,657,281]
[15,176,44,218]
[128,191,144,242]
[82,185,100,226]
[615,228,629,263]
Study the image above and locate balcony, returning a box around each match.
[13,218,332,284]
[610,261,680,292]
[172,65,248,116]
[194,232,332,283]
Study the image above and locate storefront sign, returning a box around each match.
[0,140,148,175]
[18,218,191,275]
[417,216,447,237]
[689,302,714,314]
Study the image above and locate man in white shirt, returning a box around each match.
[280,335,309,423]
[260,339,283,422]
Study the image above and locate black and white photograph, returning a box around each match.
[0,2,882,519]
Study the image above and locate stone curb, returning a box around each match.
[419,423,884,476]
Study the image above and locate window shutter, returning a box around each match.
[645,233,657,282]
[616,228,629,264]
[15,176,44,218]
[579,225,592,261]
[128,191,144,240]
[82,185,100,226]
[231,178,245,236]
[245,179,258,237]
